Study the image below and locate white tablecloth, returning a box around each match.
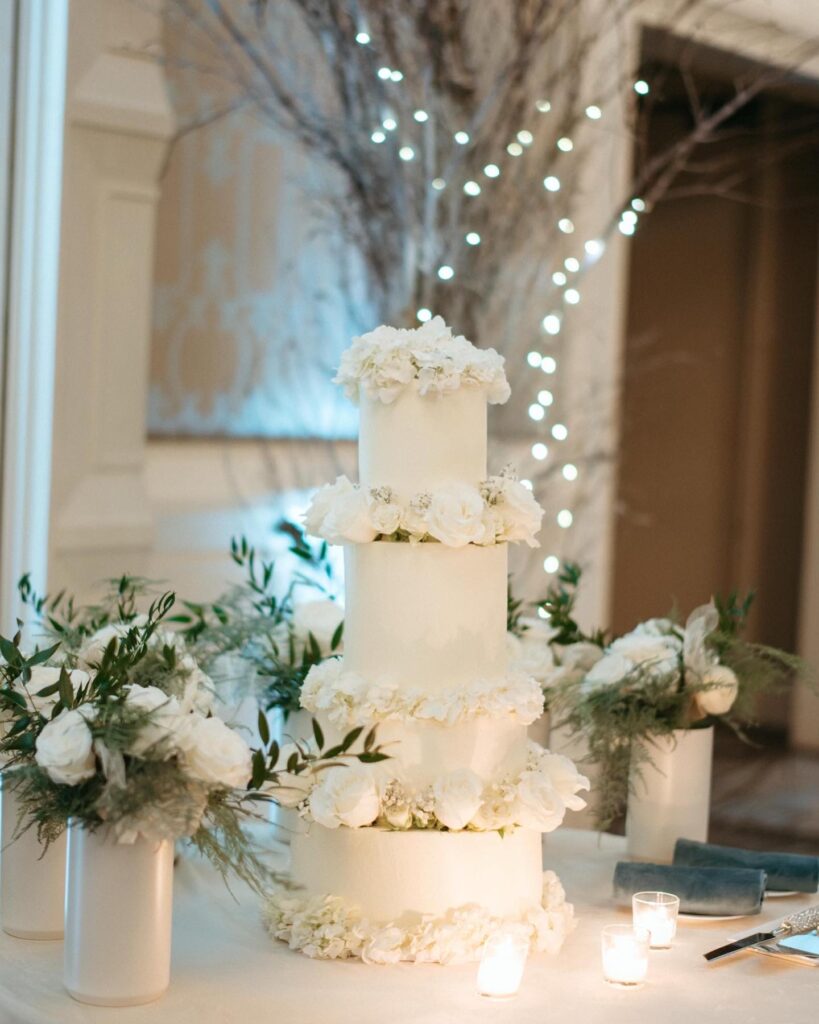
[0,829,814,1024]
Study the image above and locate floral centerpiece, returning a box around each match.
[530,565,801,842]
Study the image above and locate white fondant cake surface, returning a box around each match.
[343,542,508,693]
[358,383,487,497]
[291,824,543,920]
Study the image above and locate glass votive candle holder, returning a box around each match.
[632,892,680,949]
[477,931,530,999]
[601,924,649,988]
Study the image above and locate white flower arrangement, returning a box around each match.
[333,316,510,406]
[283,740,589,835]
[300,657,545,728]
[305,470,543,548]
[263,870,574,964]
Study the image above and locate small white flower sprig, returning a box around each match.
[269,740,588,836]
[305,467,544,548]
[264,870,574,964]
[333,317,510,406]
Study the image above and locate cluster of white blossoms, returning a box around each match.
[333,316,510,406]
[272,740,588,836]
[300,658,544,728]
[305,473,544,548]
[264,870,575,964]
[546,602,740,717]
[33,622,254,838]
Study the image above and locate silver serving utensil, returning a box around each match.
[704,905,819,962]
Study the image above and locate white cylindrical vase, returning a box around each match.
[626,726,714,863]
[64,824,174,1006]
[1,775,67,939]
[269,708,312,841]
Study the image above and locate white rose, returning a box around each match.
[292,600,344,655]
[307,766,380,829]
[304,476,355,537]
[77,617,148,670]
[610,632,681,677]
[182,715,253,789]
[24,667,90,716]
[694,665,739,716]
[424,484,486,547]
[514,771,565,832]
[582,652,634,692]
[496,480,544,546]
[401,497,432,537]
[537,751,590,811]
[510,623,556,684]
[432,768,484,830]
[321,488,378,544]
[558,642,604,671]
[35,708,96,785]
[368,499,402,536]
[124,685,188,758]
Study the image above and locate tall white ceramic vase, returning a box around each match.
[0,775,67,939]
[269,707,312,841]
[625,726,714,863]
[64,825,174,1006]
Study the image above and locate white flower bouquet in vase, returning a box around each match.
[5,580,387,1006]
[541,566,802,861]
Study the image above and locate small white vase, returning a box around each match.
[64,824,174,1006]
[0,775,66,939]
[269,707,312,841]
[626,726,714,863]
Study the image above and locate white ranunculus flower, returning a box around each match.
[537,751,590,811]
[182,715,253,789]
[514,771,566,832]
[496,480,544,546]
[124,685,187,758]
[321,487,378,544]
[25,667,90,716]
[292,599,344,655]
[432,768,484,830]
[424,484,486,547]
[694,664,739,716]
[304,476,355,537]
[35,708,96,785]
[582,651,634,692]
[308,766,380,829]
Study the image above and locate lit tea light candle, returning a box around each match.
[601,924,649,988]
[632,892,680,949]
[477,931,529,999]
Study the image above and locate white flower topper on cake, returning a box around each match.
[333,316,510,405]
[264,870,574,964]
[289,741,590,834]
[301,658,545,728]
[305,470,544,548]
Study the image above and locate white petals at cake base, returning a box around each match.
[265,827,574,963]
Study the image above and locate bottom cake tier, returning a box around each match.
[263,824,575,963]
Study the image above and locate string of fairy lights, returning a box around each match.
[354,29,649,575]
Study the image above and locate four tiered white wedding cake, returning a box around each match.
[265,317,588,963]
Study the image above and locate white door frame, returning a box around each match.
[0,0,69,630]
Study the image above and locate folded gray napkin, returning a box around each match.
[674,838,819,894]
[613,861,767,916]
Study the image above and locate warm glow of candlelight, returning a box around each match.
[601,925,649,987]
[632,892,680,949]
[477,932,529,999]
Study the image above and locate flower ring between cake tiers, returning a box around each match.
[304,473,544,548]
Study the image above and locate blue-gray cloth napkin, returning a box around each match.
[673,838,819,894]
[613,860,767,916]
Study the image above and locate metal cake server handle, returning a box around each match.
[704,905,819,962]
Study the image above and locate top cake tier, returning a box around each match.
[333,317,509,495]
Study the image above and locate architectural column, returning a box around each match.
[49,1,173,599]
